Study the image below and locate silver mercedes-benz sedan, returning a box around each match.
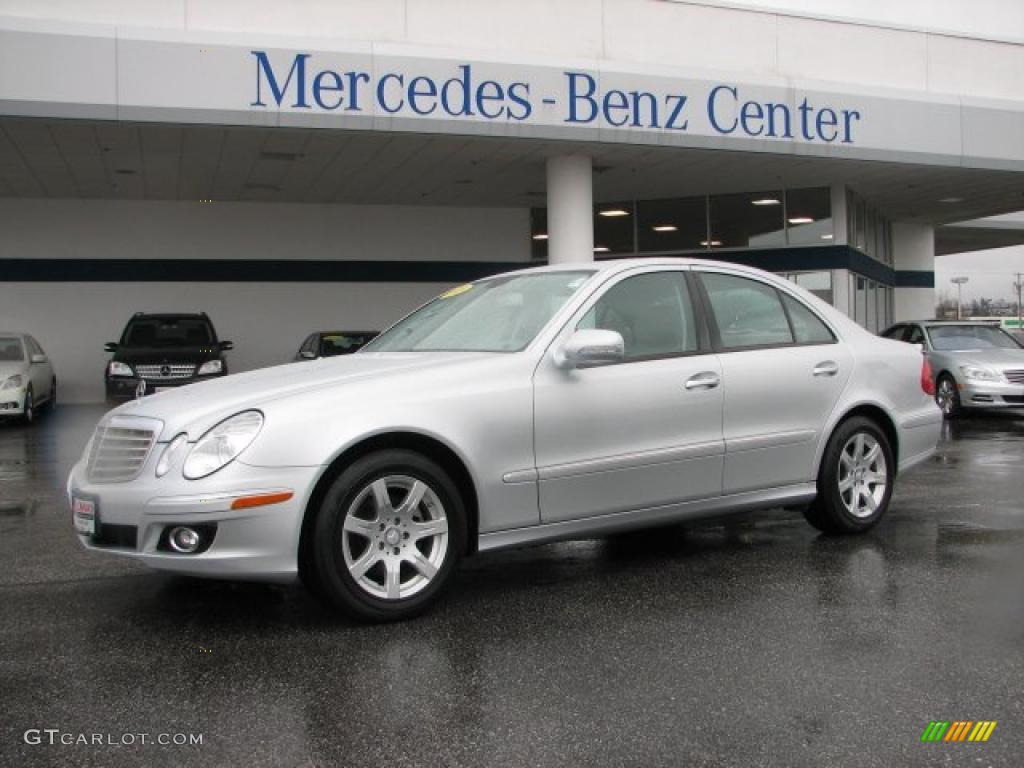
[881,320,1024,417]
[69,259,941,620]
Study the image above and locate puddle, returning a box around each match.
[936,522,1024,545]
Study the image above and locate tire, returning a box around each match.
[803,416,895,535]
[311,450,467,621]
[21,386,34,425]
[935,374,961,419]
[42,378,57,413]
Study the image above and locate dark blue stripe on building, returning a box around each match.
[0,247,930,286]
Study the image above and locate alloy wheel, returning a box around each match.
[936,378,957,416]
[341,474,449,600]
[837,433,888,519]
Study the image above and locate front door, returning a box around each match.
[533,268,725,523]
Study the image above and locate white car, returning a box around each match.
[0,333,57,424]
[68,259,941,620]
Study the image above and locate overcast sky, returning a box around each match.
[936,246,1024,302]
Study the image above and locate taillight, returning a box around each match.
[921,356,936,396]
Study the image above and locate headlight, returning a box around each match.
[2,374,23,390]
[197,359,223,376]
[156,433,190,478]
[182,411,263,480]
[108,361,134,377]
[960,365,1002,382]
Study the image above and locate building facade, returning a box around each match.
[1,1,1023,401]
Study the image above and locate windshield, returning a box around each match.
[365,271,595,353]
[122,318,214,348]
[927,325,1022,351]
[0,337,24,362]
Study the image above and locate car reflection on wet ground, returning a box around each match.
[1,405,1022,767]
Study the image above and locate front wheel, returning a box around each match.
[804,417,894,535]
[311,450,466,621]
[935,374,961,419]
[21,386,35,425]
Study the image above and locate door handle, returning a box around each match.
[685,372,720,390]
[813,361,840,377]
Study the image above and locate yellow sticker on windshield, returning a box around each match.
[440,283,473,299]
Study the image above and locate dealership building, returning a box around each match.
[1,0,1023,402]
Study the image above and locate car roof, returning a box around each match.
[128,313,210,321]
[317,331,377,336]
[918,320,1002,326]
[482,256,791,281]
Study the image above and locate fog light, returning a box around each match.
[168,526,201,554]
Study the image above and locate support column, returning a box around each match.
[892,221,935,322]
[546,155,593,265]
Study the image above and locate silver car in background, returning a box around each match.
[0,333,56,424]
[68,259,940,621]
[882,321,1024,417]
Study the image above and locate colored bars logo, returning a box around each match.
[921,721,997,742]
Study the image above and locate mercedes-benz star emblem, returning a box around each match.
[160,364,171,377]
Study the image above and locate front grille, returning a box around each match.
[134,363,196,380]
[92,523,138,549]
[1004,369,1024,385]
[87,422,158,483]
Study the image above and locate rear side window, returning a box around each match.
[881,325,905,340]
[578,272,697,361]
[781,294,835,344]
[700,273,793,349]
[905,326,925,345]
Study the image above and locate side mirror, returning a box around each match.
[104,342,118,352]
[220,340,234,351]
[553,329,625,369]
[299,350,317,360]
[30,354,47,364]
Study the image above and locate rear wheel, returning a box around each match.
[804,416,894,535]
[935,374,961,419]
[311,450,466,621]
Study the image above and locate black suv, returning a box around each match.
[104,313,233,401]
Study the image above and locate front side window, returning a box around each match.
[781,294,834,344]
[927,325,1022,351]
[365,271,594,353]
[577,272,698,360]
[321,333,376,356]
[0,337,24,362]
[701,273,793,349]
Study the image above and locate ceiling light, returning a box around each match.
[788,217,814,225]
[532,234,549,241]
[700,240,723,247]
[751,198,781,206]
[821,233,834,240]
[594,246,610,252]
[938,197,964,203]
[598,209,630,217]
[652,225,678,232]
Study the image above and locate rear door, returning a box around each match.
[695,270,852,494]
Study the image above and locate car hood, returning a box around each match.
[0,360,28,381]
[943,348,1024,368]
[109,351,496,439]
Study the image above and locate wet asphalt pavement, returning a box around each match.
[1,405,1022,768]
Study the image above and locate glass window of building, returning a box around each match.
[530,208,548,261]
[637,196,708,252]
[785,187,832,245]
[793,271,834,304]
[708,190,785,249]
[594,200,636,255]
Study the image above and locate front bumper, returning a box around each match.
[0,387,26,415]
[68,454,322,583]
[106,373,226,401]
[959,379,1024,409]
